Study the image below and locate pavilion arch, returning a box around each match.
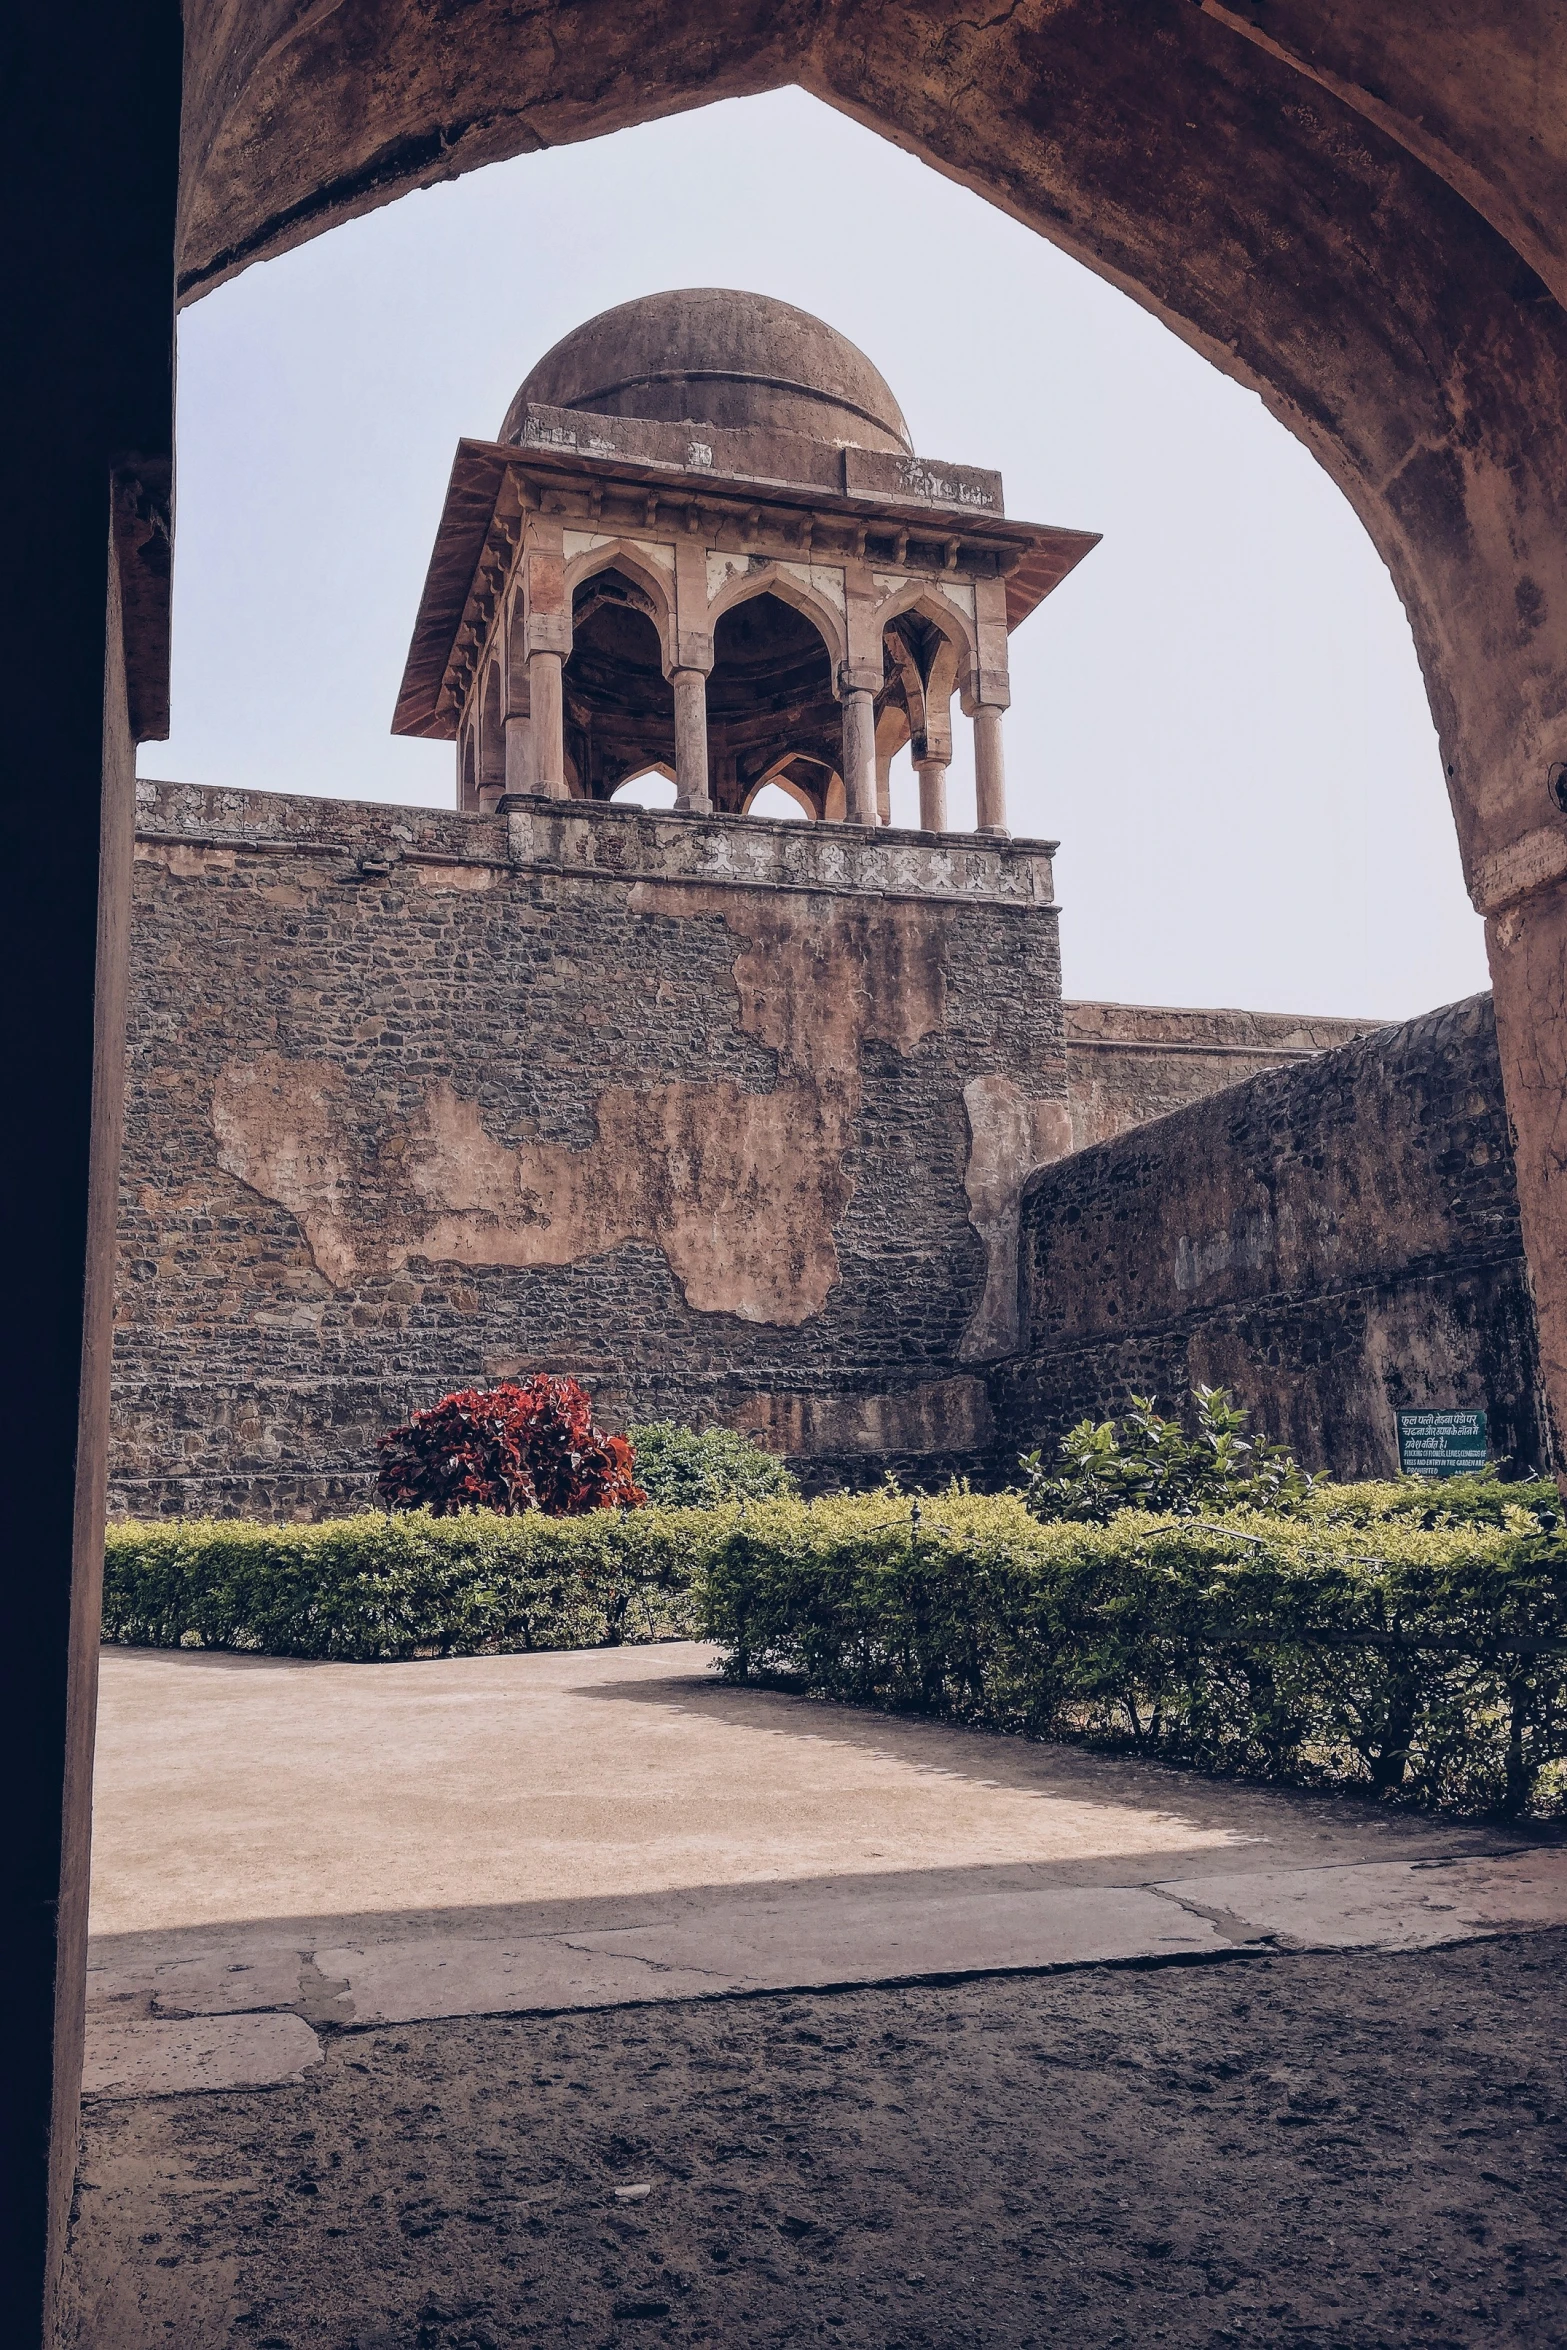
[706,561,849,678]
[741,755,841,821]
[871,579,978,705]
[611,762,677,798]
[562,541,676,674]
[744,773,816,820]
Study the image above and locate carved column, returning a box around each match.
[671,667,711,812]
[973,704,1008,836]
[840,687,879,826]
[528,650,566,798]
[916,756,949,831]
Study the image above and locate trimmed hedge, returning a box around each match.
[699,1487,1567,1817]
[104,1473,1567,1816]
[102,1508,723,1661]
[1299,1472,1561,1534]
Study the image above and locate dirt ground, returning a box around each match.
[62,1928,1567,2350]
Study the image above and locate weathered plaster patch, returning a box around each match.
[212,1065,850,1324]
[776,557,847,616]
[402,1077,849,1323]
[562,530,614,564]
[625,535,675,577]
[1174,1212,1277,1293]
[211,1056,362,1287]
[625,883,948,1075]
[729,1378,994,1457]
[706,550,751,602]
[209,894,950,1326]
[959,1075,1073,1361]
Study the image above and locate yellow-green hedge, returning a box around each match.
[699,1486,1567,1816]
[104,1476,1567,1815]
[103,1507,725,1660]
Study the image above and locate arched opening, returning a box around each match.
[743,764,829,821]
[746,783,812,821]
[561,569,674,800]
[610,765,678,811]
[880,607,966,831]
[705,591,839,817]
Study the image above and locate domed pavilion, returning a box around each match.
[394,290,1098,833]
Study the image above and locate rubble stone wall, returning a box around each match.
[992,993,1546,1481]
[1063,1000,1386,1152]
[113,781,1068,1515]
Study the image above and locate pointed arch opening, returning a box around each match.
[705,591,839,817]
[561,566,676,799]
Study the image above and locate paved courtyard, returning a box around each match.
[64,1640,1567,2345]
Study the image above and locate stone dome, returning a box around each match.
[499,289,913,455]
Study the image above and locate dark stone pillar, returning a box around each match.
[0,5,179,2336]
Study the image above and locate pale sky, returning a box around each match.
[147,87,1490,1020]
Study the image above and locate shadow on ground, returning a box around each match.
[574,1664,1543,1861]
[63,1929,1567,2349]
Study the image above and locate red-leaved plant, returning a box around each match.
[376,1376,645,1516]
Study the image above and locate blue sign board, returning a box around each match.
[1396,1407,1488,1478]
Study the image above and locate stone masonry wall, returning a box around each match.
[1063,1001,1386,1152]
[113,782,1069,1515]
[991,994,1545,1481]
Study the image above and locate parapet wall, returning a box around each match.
[113,782,1068,1515]
[991,993,1546,1480]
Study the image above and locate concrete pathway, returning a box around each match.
[86,1641,1567,2098]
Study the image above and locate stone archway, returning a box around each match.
[16,7,1567,2336]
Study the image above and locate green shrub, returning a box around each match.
[1021,1386,1314,1520]
[103,1507,725,1662]
[698,1488,1567,1817]
[626,1421,797,1508]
